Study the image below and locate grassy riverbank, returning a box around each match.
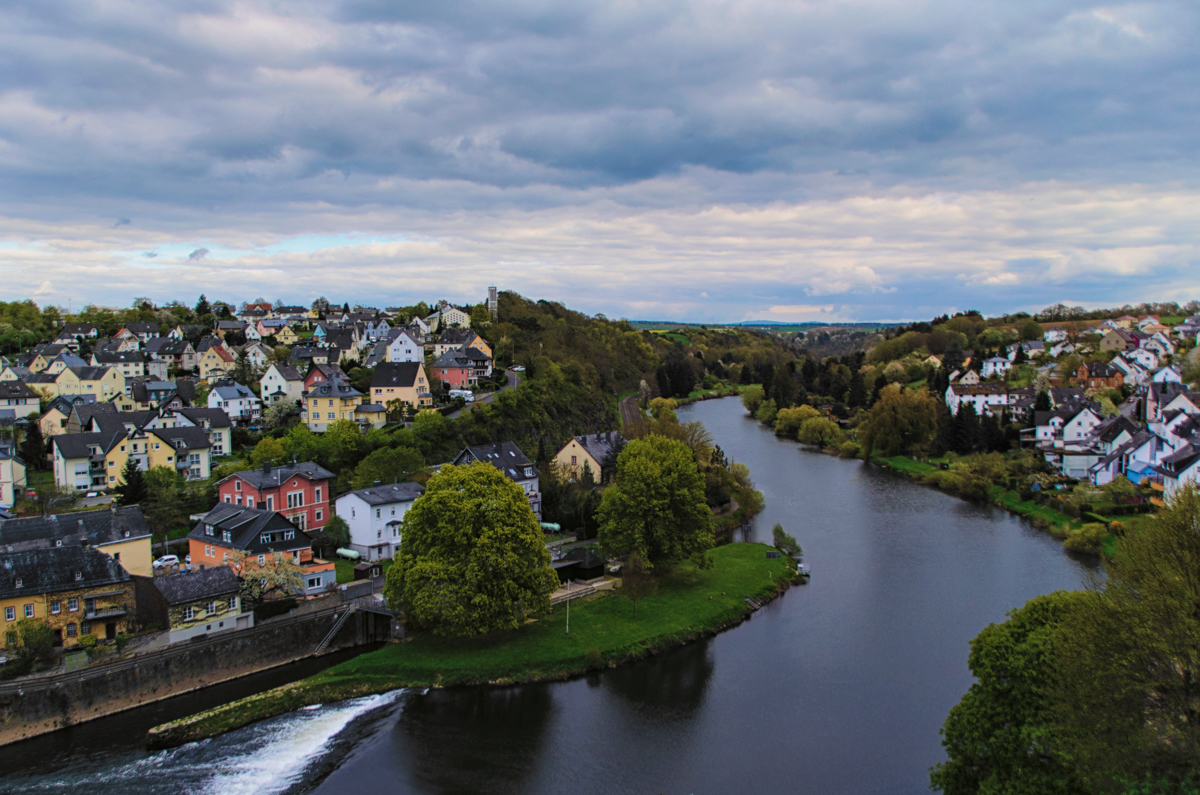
[149,542,798,748]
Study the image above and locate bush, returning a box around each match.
[75,634,98,650]
[1064,522,1106,552]
[775,405,821,437]
[837,441,861,458]
[585,647,604,670]
[254,598,298,622]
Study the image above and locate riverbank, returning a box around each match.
[148,542,799,749]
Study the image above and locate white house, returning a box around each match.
[335,482,425,561]
[1144,333,1176,357]
[981,357,1011,378]
[1153,365,1183,384]
[0,444,26,508]
[259,362,305,406]
[1130,348,1160,371]
[1159,444,1200,501]
[1044,328,1069,343]
[208,383,262,424]
[386,329,424,363]
[946,383,1010,416]
[425,303,470,330]
[0,381,41,420]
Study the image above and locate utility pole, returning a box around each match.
[565,581,570,634]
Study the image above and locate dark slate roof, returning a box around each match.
[221,461,334,490]
[436,328,474,346]
[0,381,38,400]
[175,407,232,429]
[123,323,159,334]
[154,566,241,605]
[61,323,98,336]
[67,365,115,381]
[217,320,245,330]
[567,432,626,463]
[1083,361,1121,378]
[145,338,191,355]
[454,441,539,482]
[93,350,145,364]
[1158,444,1200,477]
[189,504,312,554]
[151,425,213,452]
[355,403,385,413]
[0,506,151,552]
[343,482,425,506]
[269,363,303,381]
[70,402,118,424]
[0,545,131,600]
[195,337,225,354]
[50,430,125,459]
[372,362,424,389]
[307,378,361,400]
[1096,415,1139,444]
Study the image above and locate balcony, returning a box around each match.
[84,607,127,620]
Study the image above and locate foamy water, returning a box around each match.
[0,691,404,794]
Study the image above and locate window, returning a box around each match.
[51,600,61,615]
[228,597,238,611]
[224,495,231,503]
[266,497,273,510]
[287,492,304,508]
[207,601,217,614]
[23,604,34,618]
[69,597,79,611]
[183,606,194,621]
[4,607,13,621]
[66,623,76,637]
[260,533,271,545]
[223,530,232,543]
[307,577,321,589]
[327,412,335,419]
[247,497,254,508]
[80,621,90,634]
[315,487,322,502]
[376,508,381,519]
[206,525,214,536]
[257,555,265,565]
[284,530,295,541]
[315,509,322,521]
[571,455,577,465]
[235,481,241,491]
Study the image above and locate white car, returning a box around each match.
[153,555,180,570]
[85,492,99,499]
[510,365,526,372]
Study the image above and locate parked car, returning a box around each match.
[510,365,526,372]
[153,554,180,570]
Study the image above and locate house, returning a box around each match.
[198,346,235,381]
[0,445,25,508]
[950,369,980,385]
[187,504,335,596]
[369,362,433,409]
[65,402,118,434]
[0,380,41,420]
[1161,391,1200,418]
[431,328,478,358]
[1017,341,1045,359]
[144,338,198,372]
[217,461,334,531]
[120,322,161,341]
[275,326,300,345]
[1129,348,1160,371]
[39,395,95,438]
[0,546,136,649]
[47,365,125,401]
[553,431,625,483]
[239,342,272,369]
[256,318,289,339]
[385,328,423,363]
[945,383,1011,417]
[1158,444,1200,502]
[145,407,233,458]
[215,320,246,339]
[425,303,470,330]
[451,442,541,518]
[303,363,348,392]
[91,350,146,379]
[1114,315,1136,329]
[103,425,214,484]
[981,357,1011,378]
[208,384,262,425]
[1075,362,1124,390]
[154,566,253,643]
[430,350,477,388]
[0,506,153,577]
[1100,329,1138,353]
[1043,328,1068,343]
[354,403,387,429]
[54,323,100,349]
[1144,333,1176,357]
[1111,355,1149,386]
[305,379,362,432]
[51,431,125,491]
[260,362,305,406]
[1034,404,1103,446]
[335,482,425,560]
[1153,365,1184,385]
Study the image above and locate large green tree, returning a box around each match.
[858,384,939,457]
[384,462,558,636]
[597,435,713,568]
[932,591,1088,795]
[115,457,147,505]
[350,446,424,490]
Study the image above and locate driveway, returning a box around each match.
[446,370,519,418]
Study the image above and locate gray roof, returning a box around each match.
[372,362,423,389]
[0,506,151,552]
[355,403,385,413]
[453,441,539,482]
[66,365,115,381]
[566,431,626,464]
[0,381,38,400]
[220,461,334,490]
[307,379,361,399]
[213,384,257,400]
[93,350,145,364]
[343,482,425,506]
[154,566,241,605]
[0,546,131,600]
[269,363,303,381]
[51,430,126,460]
[189,504,312,554]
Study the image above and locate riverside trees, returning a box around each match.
[384,462,558,636]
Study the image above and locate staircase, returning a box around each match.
[315,604,357,653]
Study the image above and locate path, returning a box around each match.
[445,370,520,419]
[619,395,642,429]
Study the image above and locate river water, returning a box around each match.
[0,397,1093,794]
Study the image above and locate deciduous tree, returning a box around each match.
[350,446,424,490]
[857,385,938,458]
[620,552,657,618]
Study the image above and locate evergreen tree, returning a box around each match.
[664,351,696,398]
[930,404,954,457]
[847,370,867,409]
[951,403,982,455]
[760,362,774,397]
[872,374,888,403]
[536,437,547,466]
[739,363,753,384]
[1013,344,1027,364]
[943,341,965,373]
[656,365,673,398]
[1035,390,1051,412]
[194,294,210,316]
[115,457,148,505]
[770,363,796,408]
[19,423,46,472]
[980,413,1008,452]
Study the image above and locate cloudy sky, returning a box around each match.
[2,0,1198,322]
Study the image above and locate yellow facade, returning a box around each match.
[466,335,493,359]
[199,348,235,380]
[39,405,71,438]
[96,536,153,578]
[103,432,181,488]
[276,327,299,344]
[56,367,125,400]
[370,364,433,408]
[0,584,135,649]
[306,394,363,431]
[553,438,603,481]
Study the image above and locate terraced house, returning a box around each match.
[0,545,135,649]
[0,506,153,577]
[217,461,334,531]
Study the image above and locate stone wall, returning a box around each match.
[0,600,366,746]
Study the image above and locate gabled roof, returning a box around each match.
[64,365,115,382]
[220,461,335,490]
[341,482,425,506]
[0,546,131,600]
[212,384,257,400]
[189,504,312,554]
[561,432,626,464]
[122,322,159,334]
[0,381,38,400]
[307,378,361,400]
[93,350,145,364]
[0,506,151,552]
[50,430,126,460]
[1158,444,1200,478]
[454,441,539,482]
[174,407,232,429]
[267,363,303,381]
[154,565,240,605]
[371,362,424,389]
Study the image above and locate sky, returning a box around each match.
[2,0,1199,322]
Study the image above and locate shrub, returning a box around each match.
[754,398,778,425]
[75,634,98,650]
[1064,522,1106,552]
[775,405,821,437]
[585,647,603,670]
[838,441,861,458]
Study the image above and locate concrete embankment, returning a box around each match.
[0,601,377,746]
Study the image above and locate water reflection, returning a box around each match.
[603,640,714,717]
[389,686,555,793]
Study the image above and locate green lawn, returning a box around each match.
[334,558,393,583]
[876,455,939,476]
[151,543,796,746]
[990,489,1072,532]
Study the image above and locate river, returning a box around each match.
[0,397,1093,794]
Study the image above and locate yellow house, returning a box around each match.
[466,333,493,359]
[199,346,236,380]
[55,366,125,401]
[0,546,136,649]
[305,379,364,432]
[276,326,300,345]
[0,506,154,579]
[552,432,625,483]
[104,426,213,487]
[369,362,433,409]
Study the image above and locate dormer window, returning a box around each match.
[15,578,22,588]
[74,571,83,581]
[205,524,214,536]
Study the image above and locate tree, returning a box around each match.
[620,552,658,618]
[3,618,55,667]
[114,457,147,505]
[230,549,304,609]
[263,399,297,429]
[1019,318,1044,341]
[847,370,867,408]
[797,417,843,447]
[318,514,350,555]
[250,437,287,466]
[1035,390,1052,413]
[19,422,45,471]
[231,348,254,384]
[951,403,982,455]
[741,384,766,414]
[194,294,211,316]
[141,467,186,553]
[597,436,714,568]
[858,385,939,458]
[772,523,802,559]
[383,462,558,636]
[350,446,424,490]
[931,591,1088,795]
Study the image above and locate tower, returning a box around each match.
[487,286,498,318]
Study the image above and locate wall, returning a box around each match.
[0,601,367,746]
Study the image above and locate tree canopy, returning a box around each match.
[384,462,558,636]
[597,435,714,568]
[858,384,938,457]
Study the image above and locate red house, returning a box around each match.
[430,350,473,388]
[216,461,335,531]
[304,363,348,393]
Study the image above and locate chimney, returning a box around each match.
[263,461,271,475]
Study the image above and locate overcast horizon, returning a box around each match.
[3,0,1200,323]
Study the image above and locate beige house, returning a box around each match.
[553,432,625,483]
[369,362,433,409]
[199,346,236,381]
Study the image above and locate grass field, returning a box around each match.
[875,455,939,476]
[335,558,392,583]
[150,542,798,746]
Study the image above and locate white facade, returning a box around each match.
[260,364,304,406]
[208,384,262,424]
[981,357,1011,377]
[335,485,423,560]
[386,329,423,363]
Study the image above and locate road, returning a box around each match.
[445,369,520,419]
